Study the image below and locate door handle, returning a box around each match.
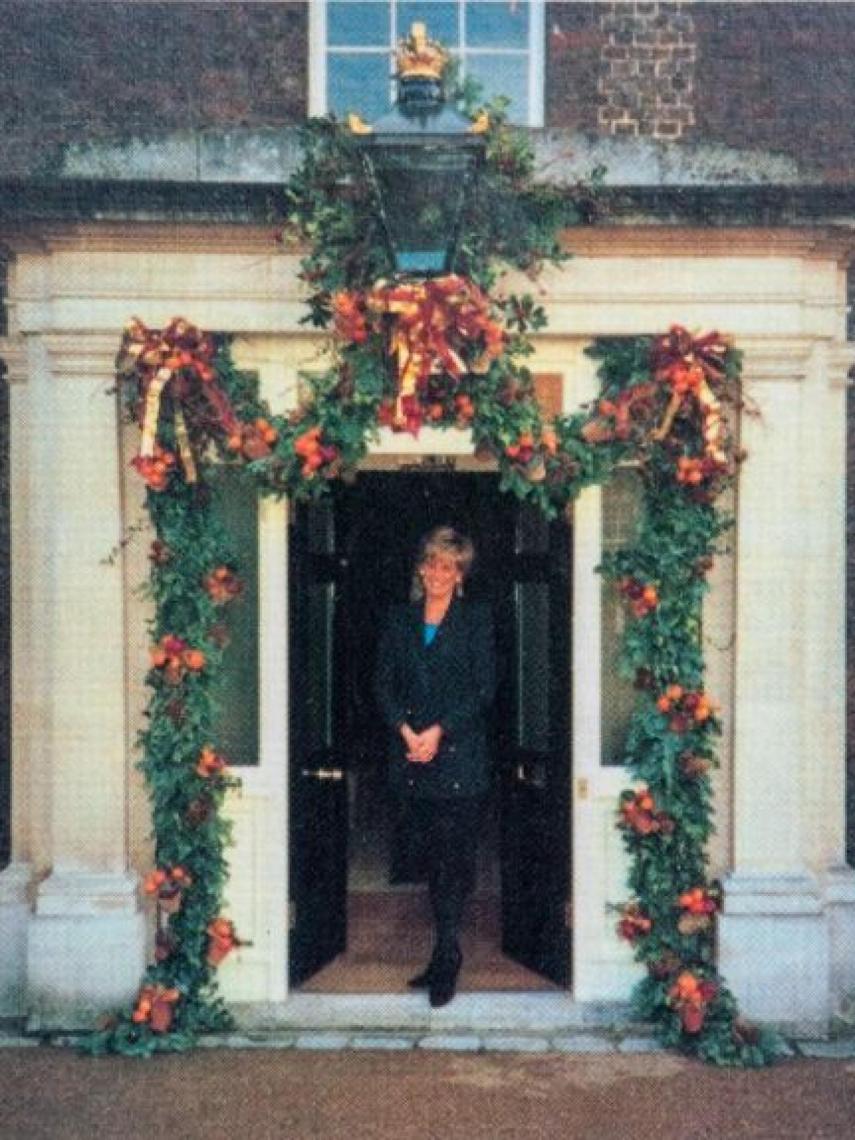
[514,761,547,790]
[301,767,345,781]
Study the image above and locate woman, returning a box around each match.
[374,525,496,1007]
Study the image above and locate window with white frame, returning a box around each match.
[310,1,544,127]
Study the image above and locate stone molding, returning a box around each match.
[0,860,34,904]
[738,339,816,384]
[42,332,121,380]
[0,862,33,1018]
[719,871,832,1034]
[33,870,140,917]
[7,220,852,261]
[0,335,27,383]
[722,872,825,916]
[828,344,855,388]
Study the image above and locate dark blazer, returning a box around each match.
[374,597,496,800]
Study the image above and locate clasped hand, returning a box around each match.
[401,723,443,764]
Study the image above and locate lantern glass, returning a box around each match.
[366,142,480,274]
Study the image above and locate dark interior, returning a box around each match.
[290,469,571,993]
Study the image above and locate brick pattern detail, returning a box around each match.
[597,2,696,139]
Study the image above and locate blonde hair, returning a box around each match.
[410,526,475,602]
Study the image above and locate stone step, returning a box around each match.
[231,992,638,1035]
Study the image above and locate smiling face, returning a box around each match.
[419,552,463,607]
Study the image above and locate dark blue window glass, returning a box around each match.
[328,53,393,119]
[466,1,529,49]
[328,1,390,46]
[465,52,528,119]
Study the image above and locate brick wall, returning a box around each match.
[545,2,601,132]
[1,2,855,179]
[694,2,855,180]
[0,0,308,176]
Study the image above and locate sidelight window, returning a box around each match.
[208,467,261,767]
[600,465,643,767]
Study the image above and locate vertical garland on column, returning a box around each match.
[588,335,784,1065]
[85,328,260,1054]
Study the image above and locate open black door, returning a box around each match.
[498,502,572,987]
[288,496,349,987]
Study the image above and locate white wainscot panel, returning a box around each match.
[218,777,286,1004]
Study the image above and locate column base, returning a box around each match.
[26,871,148,1031]
[718,872,830,1037]
[821,865,855,1015]
[0,862,34,1018]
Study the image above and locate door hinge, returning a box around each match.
[289,900,297,931]
[564,900,573,929]
[575,776,589,800]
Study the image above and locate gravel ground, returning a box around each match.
[1,1048,855,1140]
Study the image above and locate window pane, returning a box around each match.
[306,583,336,753]
[601,468,643,766]
[329,1,390,46]
[466,0,529,48]
[209,471,260,767]
[515,502,549,555]
[307,498,335,556]
[398,2,459,45]
[516,581,550,752]
[464,52,528,121]
[328,52,392,120]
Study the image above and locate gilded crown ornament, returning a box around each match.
[396,22,447,80]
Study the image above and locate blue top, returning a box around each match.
[423,622,439,646]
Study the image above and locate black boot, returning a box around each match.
[407,961,435,989]
[428,943,462,1008]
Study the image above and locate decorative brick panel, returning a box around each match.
[597,1,697,139]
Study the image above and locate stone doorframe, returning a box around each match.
[0,222,852,1034]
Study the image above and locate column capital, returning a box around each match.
[739,337,815,383]
[41,332,119,379]
[827,342,855,389]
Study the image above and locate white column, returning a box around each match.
[24,332,145,1030]
[0,334,35,1016]
[812,342,855,1008]
[718,337,853,1035]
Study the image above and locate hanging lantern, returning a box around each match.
[352,22,486,277]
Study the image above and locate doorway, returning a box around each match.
[288,470,572,994]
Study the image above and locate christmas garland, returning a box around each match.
[84,106,784,1065]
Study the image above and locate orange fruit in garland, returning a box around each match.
[183,649,206,672]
